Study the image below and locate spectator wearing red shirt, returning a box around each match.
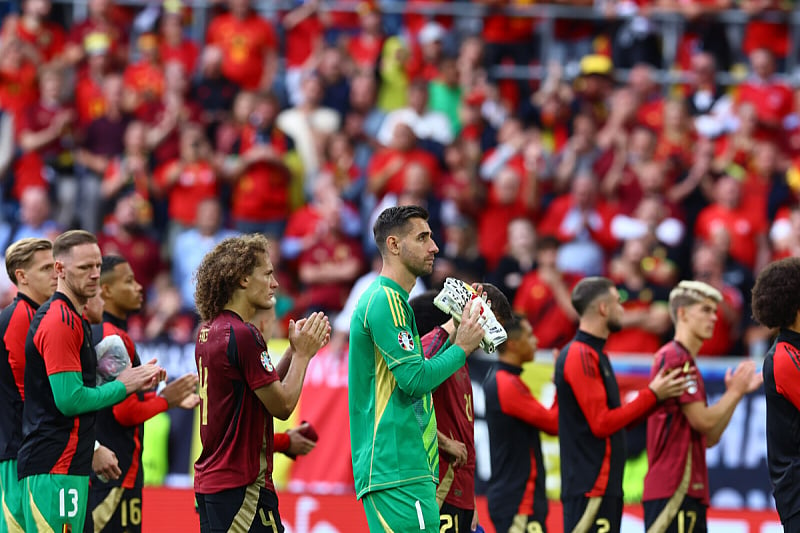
[601,125,661,215]
[539,173,618,277]
[479,0,536,101]
[154,124,220,233]
[741,140,785,222]
[282,0,325,105]
[513,235,580,350]
[138,60,203,167]
[695,175,769,272]
[296,192,364,315]
[226,91,296,238]
[10,0,67,65]
[713,102,760,174]
[741,0,790,63]
[736,48,793,140]
[158,7,199,77]
[605,238,672,356]
[123,33,166,115]
[406,21,446,83]
[190,46,240,147]
[691,244,743,356]
[629,64,665,132]
[98,191,166,296]
[64,0,129,68]
[478,165,537,271]
[655,99,695,177]
[16,66,77,222]
[0,37,39,121]
[74,32,113,127]
[206,0,278,91]
[548,113,604,195]
[367,122,439,199]
[347,2,384,70]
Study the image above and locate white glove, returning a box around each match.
[433,278,508,353]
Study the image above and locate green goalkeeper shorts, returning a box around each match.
[22,473,89,533]
[362,481,440,532]
[0,459,24,532]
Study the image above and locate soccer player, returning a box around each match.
[410,285,507,533]
[349,205,485,532]
[752,258,800,532]
[193,234,329,533]
[16,230,162,533]
[485,313,558,533]
[554,277,686,533]
[643,280,762,533]
[0,238,57,532]
[89,255,200,533]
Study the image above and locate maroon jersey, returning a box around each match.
[422,326,475,510]
[643,340,709,505]
[194,310,280,494]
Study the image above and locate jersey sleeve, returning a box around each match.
[421,326,450,360]
[49,372,127,417]
[497,371,558,435]
[233,323,279,392]
[654,347,705,405]
[366,288,465,398]
[775,347,800,411]
[35,306,84,375]
[112,392,169,427]
[564,345,657,439]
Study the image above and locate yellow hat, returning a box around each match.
[84,32,111,55]
[580,54,613,76]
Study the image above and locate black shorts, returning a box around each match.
[563,495,623,533]
[440,502,474,533]
[643,496,707,533]
[196,485,284,533]
[490,512,548,533]
[87,484,144,533]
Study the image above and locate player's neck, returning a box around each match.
[17,287,46,306]
[498,354,522,368]
[674,328,701,357]
[224,292,256,323]
[379,264,415,294]
[58,284,87,312]
[103,305,126,322]
[578,317,609,340]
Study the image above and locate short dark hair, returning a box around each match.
[571,276,615,317]
[100,255,129,283]
[52,230,98,260]
[536,235,561,253]
[497,313,526,353]
[482,283,513,326]
[373,205,429,254]
[752,258,800,329]
[409,290,450,336]
[5,238,52,285]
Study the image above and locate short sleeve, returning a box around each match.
[654,346,705,405]
[232,322,279,392]
[36,306,83,375]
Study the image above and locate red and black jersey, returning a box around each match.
[0,293,38,461]
[764,329,800,523]
[18,292,98,478]
[554,330,657,499]
[484,361,558,525]
[91,312,168,490]
[644,341,709,505]
[194,310,280,494]
[421,326,475,511]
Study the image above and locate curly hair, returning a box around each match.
[194,234,270,322]
[752,257,800,329]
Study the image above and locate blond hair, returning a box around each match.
[668,280,722,322]
[5,238,53,286]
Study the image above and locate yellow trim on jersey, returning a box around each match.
[367,496,396,533]
[91,487,124,532]
[373,347,397,430]
[27,489,54,533]
[382,287,408,328]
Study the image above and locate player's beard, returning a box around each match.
[607,316,623,333]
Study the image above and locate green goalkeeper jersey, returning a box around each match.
[348,276,466,499]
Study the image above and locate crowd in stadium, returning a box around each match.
[0,0,798,361]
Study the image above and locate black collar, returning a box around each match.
[53,291,80,316]
[102,311,128,331]
[495,361,522,375]
[16,292,40,310]
[575,329,607,354]
[778,328,800,347]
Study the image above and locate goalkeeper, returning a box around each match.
[349,206,485,532]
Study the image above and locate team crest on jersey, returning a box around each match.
[398,331,415,351]
[260,351,274,372]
